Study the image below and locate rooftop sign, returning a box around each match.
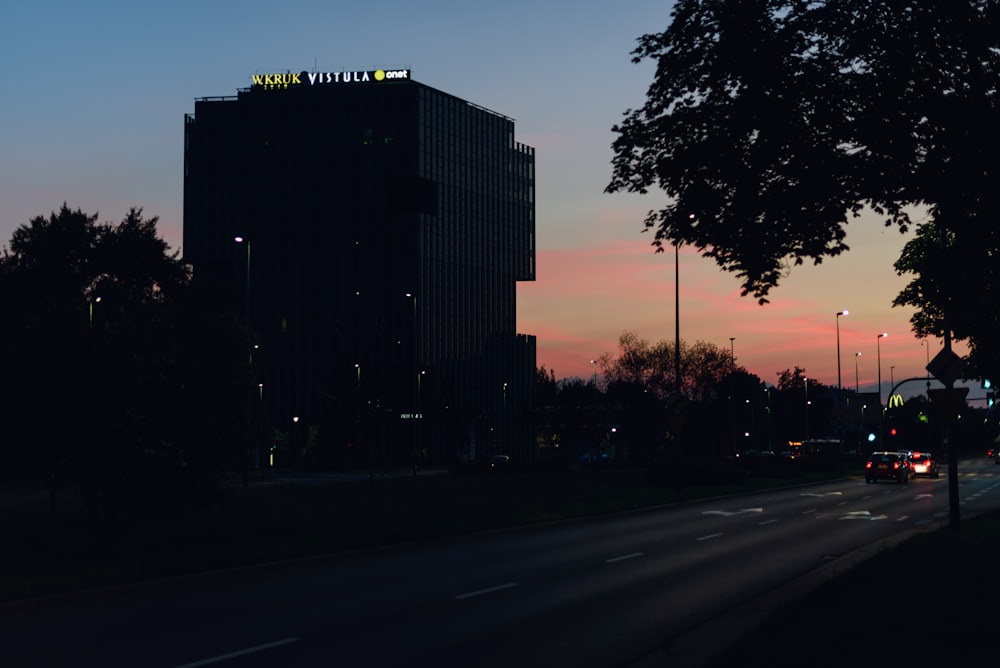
[251,69,410,90]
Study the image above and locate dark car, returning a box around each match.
[865,451,911,484]
[909,452,940,478]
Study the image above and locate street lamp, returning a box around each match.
[405,293,418,476]
[88,296,101,327]
[234,236,251,326]
[235,235,252,486]
[836,310,848,390]
[877,332,888,405]
[590,359,599,462]
[855,352,861,393]
[730,337,736,455]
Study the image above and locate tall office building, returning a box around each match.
[183,69,536,468]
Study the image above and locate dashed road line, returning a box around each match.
[454,582,519,600]
[174,638,300,668]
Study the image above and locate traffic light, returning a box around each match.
[989,392,995,408]
[983,378,992,389]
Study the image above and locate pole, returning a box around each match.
[730,337,736,456]
[939,223,959,529]
[877,333,887,405]
[855,353,860,393]
[235,236,251,486]
[674,242,681,395]
[836,310,848,390]
[407,293,418,476]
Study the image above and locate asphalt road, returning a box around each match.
[5,459,1000,667]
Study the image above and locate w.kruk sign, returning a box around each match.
[251,69,410,90]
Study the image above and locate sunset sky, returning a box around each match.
[2,1,980,403]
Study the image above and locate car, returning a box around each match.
[489,454,510,466]
[865,451,911,484]
[909,452,940,478]
[895,450,916,478]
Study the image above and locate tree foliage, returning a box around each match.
[894,221,1000,379]
[0,205,246,517]
[597,330,737,402]
[608,1,1000,307]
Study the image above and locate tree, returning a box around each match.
[607,1,1000,307]
[894,220,1000,380]
[535,365,559,406]
[0,205,245,519]
[598,330,737,401]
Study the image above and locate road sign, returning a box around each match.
[926,348,966,386]
[928,387,969,421]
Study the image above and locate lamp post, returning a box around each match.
[405,293,418,476]
[88,296,101,327]
[674,239,682,395]
[855,352,861,393]
[877,332,888,405]
[234,236,251,328]
[804,377,810,439]
[591,359,599,463]
[836,310,848,390]
[235,236,252,486]
[730,337,736,455]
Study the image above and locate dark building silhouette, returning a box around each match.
[183,69,536,469]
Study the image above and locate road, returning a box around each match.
[4,458,1000,667]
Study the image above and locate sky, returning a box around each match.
[1,1,980,403]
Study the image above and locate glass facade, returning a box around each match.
[183,75,535,468]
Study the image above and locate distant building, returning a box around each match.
[183,68,536,468]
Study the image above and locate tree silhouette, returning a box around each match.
[607,1,1000,308]
[0,205,245,521]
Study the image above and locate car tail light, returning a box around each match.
[866,461,873,469]
[892,462,901,470]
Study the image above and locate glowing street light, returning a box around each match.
[877,332,888,405]
[855,352,861,393]
[836,310,848,389]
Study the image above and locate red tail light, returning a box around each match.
[892,462,900,470]
[866,461,873,469]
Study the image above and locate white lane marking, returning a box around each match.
[605,552,644,564]
[801,491,843,497]
[914,494,934,499]
[174,638,300,668]
[454,582,519,600]
[696,533,724,541]
[839,511,887,521]
[758,518,778,526]
[702,508,763,516]
[802,509,817,514]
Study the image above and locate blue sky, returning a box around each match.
[1,1,975,402]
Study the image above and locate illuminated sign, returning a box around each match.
[251,69,410,90]
[888,394,905,408]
